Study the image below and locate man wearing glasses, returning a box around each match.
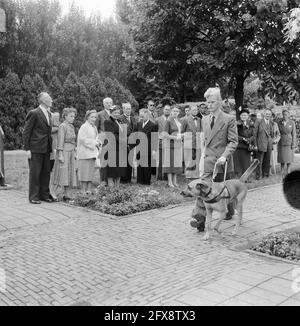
[147,100,159,124]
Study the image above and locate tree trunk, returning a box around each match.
[181,83,187,103]
[234,74,246,119]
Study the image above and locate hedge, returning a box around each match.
[0,71,138,149]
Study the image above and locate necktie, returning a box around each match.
[193,117,198,127]
[43,110,49,125]
[210,116,215,130]
[116,120,123,132]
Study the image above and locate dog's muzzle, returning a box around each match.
[181,185,194,198]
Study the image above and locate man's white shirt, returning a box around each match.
[39,105,50,125]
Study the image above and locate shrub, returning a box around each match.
[251,232,300,262]
[73,184,186,216]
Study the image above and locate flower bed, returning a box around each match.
[73,184,192,216]
[251,232,300,262]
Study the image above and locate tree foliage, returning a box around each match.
[127,0,300,108]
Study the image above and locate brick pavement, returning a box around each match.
[0,184,299,306]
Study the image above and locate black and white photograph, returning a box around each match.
[1,0,300,309]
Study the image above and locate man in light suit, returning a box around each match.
[181,105,202,179]
[156,104,171,180]
[96,97,113,185]
[253,109,274,179]
[23,92,54,204]
[191,88,238,231]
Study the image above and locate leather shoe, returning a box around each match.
[41,198,54,203]
[30,200,41,205]
[190,220,205,232]
[224,215,233,221]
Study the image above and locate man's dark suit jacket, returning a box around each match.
[95,109,110,133]
[136,120,158,159]
[120,114,138,137]
[23,107,52,153]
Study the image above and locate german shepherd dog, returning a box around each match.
[182,159,260,241]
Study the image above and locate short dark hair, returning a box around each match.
[282,109,290,116]
[111,105,122,114]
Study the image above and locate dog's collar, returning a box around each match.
[202,188,212,198]
[203,186,230,204]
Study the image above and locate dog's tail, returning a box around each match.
[239,159,260,183]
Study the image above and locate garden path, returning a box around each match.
[0,184,299,306]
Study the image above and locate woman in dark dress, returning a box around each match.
[233,109,255,178]
[163,106,183,188]
[104,106,127,188]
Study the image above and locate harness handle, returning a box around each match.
[212,160,228,184]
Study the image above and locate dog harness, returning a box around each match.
[203,185,231,204]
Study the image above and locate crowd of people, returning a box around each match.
[22,90,298,205]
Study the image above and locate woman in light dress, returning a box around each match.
[270,113,281,175]
[77,110,101,193]
[278,110,297,176]
[52,108,77,201]
[163,106,183,188]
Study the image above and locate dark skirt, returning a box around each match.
[233,148,251,175]
[278,145,294,164]
[105,150,127,178]
[163,142,183,175]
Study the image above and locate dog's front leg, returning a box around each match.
[203,208,213,241]
[214,211,227,234]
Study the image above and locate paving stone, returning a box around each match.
[234,293,274,306]
[177,294,216,306]
[279,299,300,306]
[258,278,295,297]
[0,184,299,306]
[245,287,288,304]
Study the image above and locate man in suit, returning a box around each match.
[197,103,207,120]
[23,92,55,204]
[180,106,191,123]
[120,102,138,183]
[136,109,158,185]
[147,99,159,175]
[147,100,159,124]
[191,88,238,231]
[253,109,274,180]
[181,105,202,179]
[156,104,171,180]
[96,97,113,185]
[95,97,113,133]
